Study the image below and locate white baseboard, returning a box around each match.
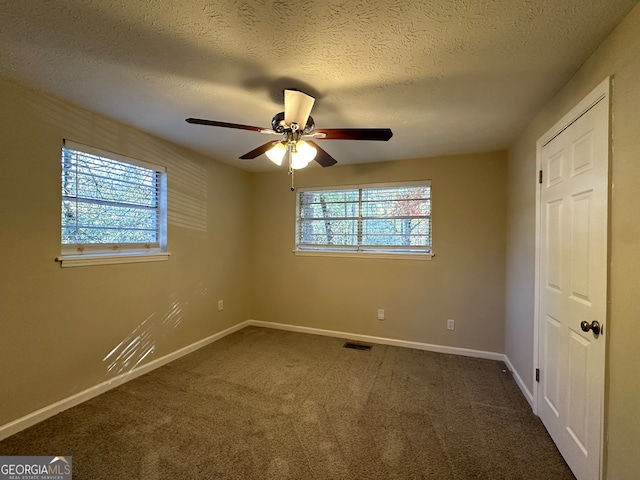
[0,321,251,441]
[247,319,505,361]
[2,319,532,442]
[249,320,540,406]
[503,355,534,407]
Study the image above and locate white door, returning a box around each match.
[537,83,608,480]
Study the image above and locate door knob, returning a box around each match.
[580,320,601,335]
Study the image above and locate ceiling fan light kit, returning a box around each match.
[186,89,393,188]
[290,140,317,169]
[265,141,287,166]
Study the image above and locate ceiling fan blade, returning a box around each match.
[284,90,315,130]
[239,141,280,159]
[307,141,338,167]
[186,118,264,132]
[313,128,393,141]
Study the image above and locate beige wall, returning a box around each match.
[505,4,640,479]
[250,152,507,354]
[0,79,252,427]
[5,3,638,471]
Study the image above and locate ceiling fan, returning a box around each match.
[186,89,393,173]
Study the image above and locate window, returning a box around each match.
[58,140,168,267]
[296,181,432,258]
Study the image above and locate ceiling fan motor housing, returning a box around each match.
[271,112,315,134]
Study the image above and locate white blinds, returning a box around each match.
[298,188,360,246]
[297,182,431,254]
[61,141,166,251]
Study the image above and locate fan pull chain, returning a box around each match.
[288,146,295,191]
[289,165,295,191]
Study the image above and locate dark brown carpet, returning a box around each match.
[0,326,575,479]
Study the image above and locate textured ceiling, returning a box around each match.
[0,0,637,170]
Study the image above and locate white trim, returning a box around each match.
[295,181,432,257]
[534,76,609,480]
[56,252,170,267]
[533,76,610,415]
[60,140,169,258]
[504,355,534,407]
[294,250,433,260]
[247,319,504,361]
[297,179,432,192]
[0,319,522,442]
[533,147,541,416]
[255,319,536,405]
[297,184,359,192]
[0,321,250,441]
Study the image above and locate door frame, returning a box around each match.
[532,76,611,478]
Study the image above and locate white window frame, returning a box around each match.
[295,181,432,260]
[56,140,170,267]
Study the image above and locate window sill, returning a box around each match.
[294,250,433,261]
[56,252,170,268]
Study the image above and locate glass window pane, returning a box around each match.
[298,219,358,246]
[297,183,431,254]
[61,146,163,248]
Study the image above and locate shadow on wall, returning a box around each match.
[122,132,209,232]
[25,85,209,232]
[166,155,207,232]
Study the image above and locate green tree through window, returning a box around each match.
[60,141,167,255]
[296,182,431,255]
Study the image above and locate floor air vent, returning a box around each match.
[343,342,372,351]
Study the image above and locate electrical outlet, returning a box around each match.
[218,300,224,312]
[447,319,455,330]
[377,309,385,321]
